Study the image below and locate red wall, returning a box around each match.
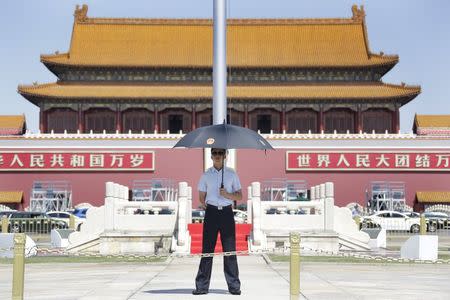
[1,147,449,210]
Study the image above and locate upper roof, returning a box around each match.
[40,5,398,68]
[416,191,450,203]
[414,115,450,128]
[0,115,26,135]
[18,82,420,104]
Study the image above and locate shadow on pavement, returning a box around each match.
[144,288,229,295]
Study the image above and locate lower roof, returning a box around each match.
[416,191,450,203]
[415,115,450,128]
[0,191,23,203]
[0,115,26,135]
[18,82,420,104]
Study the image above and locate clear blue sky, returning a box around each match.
[1,0,449,133]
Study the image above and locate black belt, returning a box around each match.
[207,204,232,211]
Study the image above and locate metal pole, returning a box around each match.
[213,0,227,125]
[354,215,361,230]
[290,232,300,300]
[69,214,75,230]
[420,213,426,235]
[12,233,26,300]
[1,215,8,233]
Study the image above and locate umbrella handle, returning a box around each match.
[221,156,225,189]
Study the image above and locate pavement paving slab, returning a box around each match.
[1,254,450,300]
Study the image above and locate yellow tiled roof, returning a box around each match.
[415,115,450,128]
[18,82,421,100]
[417,191,450,203]
[0,115,25,131]
[40,5,397,68]
[0,191,23,203]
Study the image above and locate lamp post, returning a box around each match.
[213,0,227,125]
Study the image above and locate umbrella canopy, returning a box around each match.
[173,123,274,150]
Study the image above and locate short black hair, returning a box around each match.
[211,148,227,154]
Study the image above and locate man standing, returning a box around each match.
[193,148,242,295]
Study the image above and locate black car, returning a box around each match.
[6,211,67,233]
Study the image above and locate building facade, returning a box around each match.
[19,5,419,135]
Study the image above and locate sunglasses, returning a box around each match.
[211,151,225,156]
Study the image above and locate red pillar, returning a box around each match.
[244,105,249,128]
[318,106,324,133]
[281,105,286,133]
[116,105,122,133]
[357,105,362,133]
[394,106,400,133]
[39,109,47,133]
[191,105,196,130]
[154,107,159,133]
[78,104,84,133]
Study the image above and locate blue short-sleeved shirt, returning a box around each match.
[198,167,242,207]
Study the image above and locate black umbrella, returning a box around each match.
[173,123,274,187]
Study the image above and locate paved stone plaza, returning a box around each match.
[1,255,450,299]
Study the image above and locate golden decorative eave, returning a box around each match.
[417,191,450,203]
[18,82,420,101]
[415,115,450,129]
[0,191,23,204]
[40,5,398,68]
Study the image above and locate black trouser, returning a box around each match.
[195,204,241,292]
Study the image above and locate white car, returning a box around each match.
[362,211,421,233]
[46,211,84,230]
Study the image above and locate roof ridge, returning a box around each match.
[41,52,69,59]
[73,4,362,26]
[382,82,421,90]
[77,18,361,26]
[369,52,399,60]
[18,82,57,91]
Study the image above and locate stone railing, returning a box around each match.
[68,181,191,254]
[249,182,334,249]
[103,182,178,232]
[19,130,418,140]
[248,181,370,252]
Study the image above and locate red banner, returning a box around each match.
[286,151,450,171]
[0,151,155,171]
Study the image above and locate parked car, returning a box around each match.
[46,211,83,228]
[72,208,89,218]
[192,209,205,223]
[424,212,449,229]
[6,211,67,233]
[362,211,430,233]
[402,211,420,218]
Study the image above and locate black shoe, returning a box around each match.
[192,289,208,295]
[229,289,241,295]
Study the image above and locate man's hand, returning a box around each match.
[219,188,228,199]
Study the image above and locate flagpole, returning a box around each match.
[213,0,227,126]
